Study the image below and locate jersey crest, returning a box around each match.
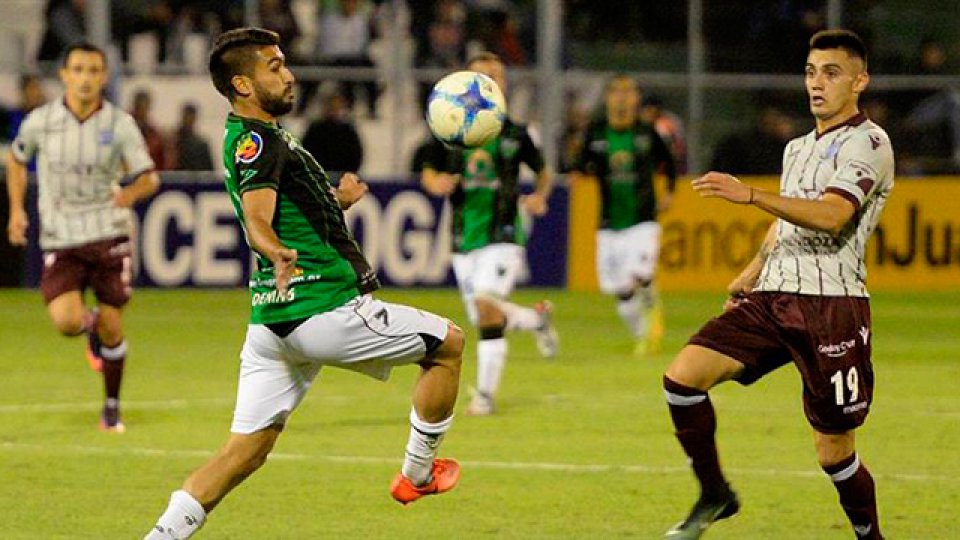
[236,131,264,164]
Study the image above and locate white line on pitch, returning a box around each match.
[0,442,952,484]
[0,397,234,413]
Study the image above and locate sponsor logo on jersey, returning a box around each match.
[818,338,856,358]
[235,131,264,164]
[252,288,296,306]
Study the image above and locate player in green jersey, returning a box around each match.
[145,28,465,539]
[573,75,677,356]
[419,52,558,416]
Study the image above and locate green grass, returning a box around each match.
[0,288,957,539]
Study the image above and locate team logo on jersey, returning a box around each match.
[633,134,651,153]
[500,138,519,159]
[98,130,113,145]
[235,131,264,164]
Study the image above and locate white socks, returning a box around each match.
[476,337,507,397]
[144,490,206,540]
[617,295,643,337]
[500,301,542,332]
[402,409,454,485]
[101,340,128,361]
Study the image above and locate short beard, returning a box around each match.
[255,83,293,117]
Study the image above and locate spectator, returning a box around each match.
[301,92,364,174]
[37,0,86,65]
[171,103,214,171]
[259,0,301,56]
[5,75,48,142]
[417,20,467,113]
[130,89,168,170]
[317,0,379,117]
[640,94,688,174]
[111,0,176,63]
[711,105,795,175]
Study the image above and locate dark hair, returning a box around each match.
[809,29,868,67]
[465,51,503,69]
[209,27,280,101]
[604,73,638,92]
[61,42,107,68]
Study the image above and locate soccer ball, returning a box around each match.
[426,70,507,148]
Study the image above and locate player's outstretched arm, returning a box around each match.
[692,171,855,236]
[5,152,29,246]
[242,188,298,294]
[113,170,161,208]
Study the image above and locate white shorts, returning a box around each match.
[596,221,661,294]
[451,243,526,325]
[230,295,450,434]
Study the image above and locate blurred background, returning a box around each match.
[1,0,958,291]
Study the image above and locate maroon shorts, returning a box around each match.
[40,236,133,307]
[689,292,874,434]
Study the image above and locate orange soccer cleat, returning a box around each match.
[390,458,460,505]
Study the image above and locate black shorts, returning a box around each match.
[40,236,133,308]
[689,292,874,434]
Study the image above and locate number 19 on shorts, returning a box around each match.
[830,367,859,405]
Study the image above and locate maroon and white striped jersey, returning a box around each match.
[754,113,894,297]
[11,98,155,250]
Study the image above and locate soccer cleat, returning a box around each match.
[84,308,103,372]
[464,389,495,416]
[99,403,126,433]
[390,458,460,505]
[533,300,559,358]
[664,490,740,539]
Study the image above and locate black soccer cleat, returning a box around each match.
[664,489,740,539]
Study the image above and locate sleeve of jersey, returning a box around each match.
[10,110,41,163]
[234,129,283,193]
[824,130,893,211]
[519,127,545,174]
[117,114,156,175]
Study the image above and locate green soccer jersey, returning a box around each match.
[419,120,545,252]
[576,120,677,230]
[222,113,379,324]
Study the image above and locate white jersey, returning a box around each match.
[11,98,155,250]
[754,113,894,297]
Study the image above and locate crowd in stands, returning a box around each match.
[4,1,960,175]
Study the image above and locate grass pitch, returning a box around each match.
[0,288,957,539]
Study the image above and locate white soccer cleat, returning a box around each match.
[464,389,496,416]
[533,300,559,358]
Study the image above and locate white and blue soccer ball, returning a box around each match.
[426,70,507,148]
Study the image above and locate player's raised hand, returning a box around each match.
[7,208,28,246]
[271,247,298,295]
[692,172,753,204]
[520,191,549,217]
[336,173,369,210]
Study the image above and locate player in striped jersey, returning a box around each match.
[6,43,159,432]
[662,30,889,539]
[145,29,464,539]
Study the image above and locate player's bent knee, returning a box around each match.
[49,312,84,336]
[437,324,465,365]
[665,345,743,392]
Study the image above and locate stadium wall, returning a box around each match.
[11,174,568,289]
[569,176,960,292]
[3,175,957,291]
